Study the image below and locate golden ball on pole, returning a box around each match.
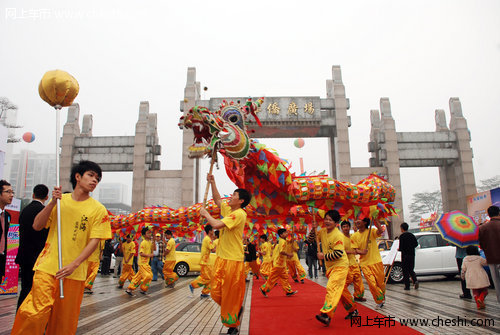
[38,69,79,107]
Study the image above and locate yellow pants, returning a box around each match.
[163,260,179,285]
[260,261,272,279]
[346,264,365,299]
[360,262,386,304]
[211,258,245,328]
[320,266,356,318]
[84,261,100,289]
[190,263,212,295]
[287,259,307,280]
[261,266,293,294]
[127,264,153,292]
[118,263,136,287]
[245,261,260,277]
[12,271,85,335]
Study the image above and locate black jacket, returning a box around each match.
[399,231,418,256]
[0,209,11,278]
[15,201,48,268]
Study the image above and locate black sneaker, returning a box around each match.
[414,281,419,289]
[200,293,210,298]
[315,313,331,326]
[293,279,299,283]
[404,287,410,291]
[300,279,304,284]
[459,294,472,299]
[140,290,148,295]
[345,309,359,319]
[286,290,298,297]
[227,327,239,334]
[125,290,134,296]
[259,287,268,298]
[238,306,244,322]
[354,297,366,302]
[117,285,123,289]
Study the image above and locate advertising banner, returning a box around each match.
[467,187,500,225]
[0,198,21,295]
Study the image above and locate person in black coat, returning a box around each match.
[0,180,14,282]
[15,184,49,309]
[398,222,419,290]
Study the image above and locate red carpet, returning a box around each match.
[249,278,423,335]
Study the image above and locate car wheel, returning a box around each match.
[389,262,404,283]
[174,262,189,277]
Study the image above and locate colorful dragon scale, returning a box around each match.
[109,97,396,239]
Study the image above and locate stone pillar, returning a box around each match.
[379,98,403,235]
[131,101,149,212]
[449,98,476,211]
[60,103,81,192]
[181,67,201,206]
[436,110,459,212]
[327,65,352,181]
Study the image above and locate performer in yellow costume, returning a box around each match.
[285,235,307,283]
[163,230,179,288]
[352,217,386,308]
[310,210,358,327]
[189,224,215,297]
[258,234,272,280]
[200,174,251,335]
[84,240,104,293]
[12,160,111,335]
[125,227,155,295]
[118,234,136,288]
[260,228,297,297]
[340,221,366,301]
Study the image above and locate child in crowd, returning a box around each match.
[461,245,490,309]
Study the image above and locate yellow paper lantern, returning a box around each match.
[38,70,79,107]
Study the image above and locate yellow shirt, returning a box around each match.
[200,235,214,265]
[342,234,357,266]
[164,237,176,261]
[88,240,104,263]
[213,239,219,251]
[285,240,300,261]
[217,202,246,261]
[260,241,272,263]
[138,239,153,265]
[318,227,349,269]
[272,239,287,267]
[122,241,135,265]
[34,193,111,281]
[351,228,382,266]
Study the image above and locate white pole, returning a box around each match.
[55,105,64,298]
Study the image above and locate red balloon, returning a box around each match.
[22,132,35,143]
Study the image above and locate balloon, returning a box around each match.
[22,132,35,143]
[294,138,305,148]
[38,70,79,107]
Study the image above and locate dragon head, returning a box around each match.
[179,97,264,159]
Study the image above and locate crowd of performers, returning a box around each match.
[8,159,388,335]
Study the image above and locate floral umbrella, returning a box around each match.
[434,210,479,248]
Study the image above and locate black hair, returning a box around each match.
[0,180,11,192]
[487,205,499,218]
[277,228,286,237]
[325,210,341,223]
[465,245,480,256]
[214,230,219,238]
[400,222,409,231]
[234,188,251,208]
[141,227,149,236]
[362,218,370,228]
[340,220,351,228]
[165,230,173,236]
[204,225,213,234]
[33,184,49,199]
[260,234,268,241]
[70,160,102,189]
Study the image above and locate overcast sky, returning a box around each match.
[1,0,499,224]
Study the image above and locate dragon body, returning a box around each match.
[110,98,396,239]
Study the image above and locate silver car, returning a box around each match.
[382,231,459,283]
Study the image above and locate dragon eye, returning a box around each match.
[229,115,239,123]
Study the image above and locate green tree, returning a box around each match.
[408,190,442,224]
[477,175,500,192]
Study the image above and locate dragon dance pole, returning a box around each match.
[203,150,217,207]
[55,104,64,298]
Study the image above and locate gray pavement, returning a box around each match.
[1,260,499,334]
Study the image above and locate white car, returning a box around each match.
[381,231,459,283]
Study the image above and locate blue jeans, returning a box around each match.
[151,256,163,280]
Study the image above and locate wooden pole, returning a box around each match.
[203,150,217,207]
